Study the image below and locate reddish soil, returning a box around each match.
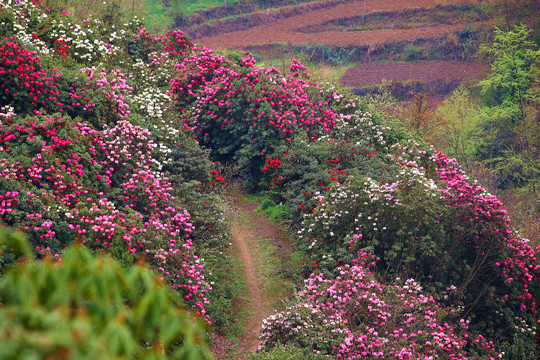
[195,0,479,50]
[341,61,490,87]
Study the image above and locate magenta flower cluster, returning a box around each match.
[171,48,345,142]
[260,254,497,358]
[0,38,62,112]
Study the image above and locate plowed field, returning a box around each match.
[192,0,489,91]
[195,0,478,49]
[341,61,489,87]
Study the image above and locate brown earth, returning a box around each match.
[341,61,490,87]
[211,191,293,360]
[295,3,489,34]
[191,0,493,95]
[186,0,354,38]
[194,0,480,50]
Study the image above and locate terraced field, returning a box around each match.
[190,0,490,95]
[341,60,489,89]
[194,0,481,48]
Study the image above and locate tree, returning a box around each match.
[477,24,540,190]
[434,87,484,168]
[400,91,446,140]
[479,23,540,125]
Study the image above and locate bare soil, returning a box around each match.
[341,61,489,87]
[192,0,491,96]
[211,191,293,359]
[296,4,485,33]
[194,0,479,49]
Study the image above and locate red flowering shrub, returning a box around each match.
[258,110,398,217]
[0,39,62,114]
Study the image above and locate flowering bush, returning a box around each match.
[0,38,62,114]
[0,0,538,356]
[258,110,399,218]
[0,0,239,329]
[294,141,539,346]
[171,49,356,189]
[259,254,497,358]
[0,114,214,318]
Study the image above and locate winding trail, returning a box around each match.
[213,192,293,359]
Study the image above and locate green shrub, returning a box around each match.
[403,44,421,61]
[260,198,277,210]
[265,204,293,223]
[0,227,213,360]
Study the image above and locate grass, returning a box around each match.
[309,62,354,86]
[226,203,295,359]
[240,192,266,204]
[239,195,297,302]
[180,0,242,15]
[142,0,172,33]
[261,205,293,224]
[250,43,356,89]
[252,231,292,310]
[212,208,252,359]
[42,0,173,33]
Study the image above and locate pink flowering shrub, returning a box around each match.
[0,0,242,328]
[126,28,192,63]
[171,49,351,189]
[0,115,211,319]
[259,254,497,358]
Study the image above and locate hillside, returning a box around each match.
[0,0,539,359]
[187,0,492,98]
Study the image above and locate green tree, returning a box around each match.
[477,24,540,191]
[479,24,540,124]
[434,87,484,168]
[0,227,213,360]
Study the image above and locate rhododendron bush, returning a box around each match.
[293,142,539,345]
[259,254,498,358]
[258,110,398,216]
[0,114,212,317]
[172,48,358,189]
[0,0,229,326]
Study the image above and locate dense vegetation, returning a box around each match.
[396,22,540,248]
[0,227,212,359]
[0,0,538,358]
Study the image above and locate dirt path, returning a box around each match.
[215,192,293,359]
[196,0,479,49]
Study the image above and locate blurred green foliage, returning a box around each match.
[0,226,213,360]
